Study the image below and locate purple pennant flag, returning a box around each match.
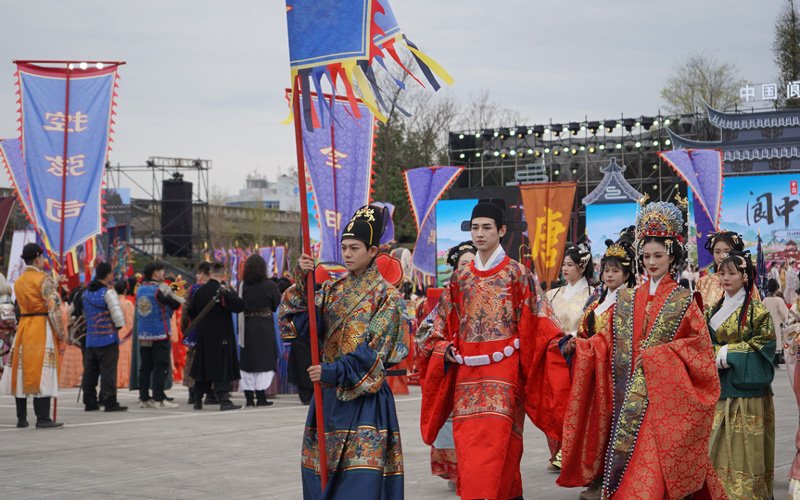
[0,138,35,224]
[373,201,395,244]
[300,93,375,264]
[259,247,274,278]
[404,166,464,276]
[17,63,119,256]
[659,149,723,228]
[274,246,286,277]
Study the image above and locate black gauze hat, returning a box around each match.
[470,198,506,228]
[21,243,44,260]
[341,205,386,248]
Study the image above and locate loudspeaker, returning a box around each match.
[161,179,193,257]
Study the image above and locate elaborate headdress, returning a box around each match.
[703,230,744,255]
[565,237,592,270]
[341,205,387,248]
[446,241,477,270]
[602,226,636,274]
[635,201,684,254]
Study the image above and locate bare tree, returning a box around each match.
[457,90,526,131]
[660,53,744,114]
[775,0,800,107]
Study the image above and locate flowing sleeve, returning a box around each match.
[639,299,722,498]
[277,266,324,341]
[418,284,457,359]
[319,289,408,401]
[724,306,776,392]
[558,328,614,487]
[520,268,570,442]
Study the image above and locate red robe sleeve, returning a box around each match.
[520,270,571,442]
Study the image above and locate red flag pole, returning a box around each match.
[291,75,329,489]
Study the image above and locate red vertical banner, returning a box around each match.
[519,182,577,287]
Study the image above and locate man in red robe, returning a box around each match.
[419,200,570,500]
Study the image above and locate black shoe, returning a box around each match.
[84,403,101,411]
[244,390,255,407]
[220,401,242,411]
[193,399,203,410]
[35,420,64,429]
[204,393,219,405]
[17,419,28,428]
[104,404,128,412]
[15,398,27,428]
[164,395,174,402]
[187,389,195,405]
[255,390,273,407]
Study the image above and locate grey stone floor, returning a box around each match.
[0,368,797,499]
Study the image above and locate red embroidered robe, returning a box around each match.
[558,276,727,499]
[419,256,568,500]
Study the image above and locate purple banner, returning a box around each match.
[17,63,119,256]
[0,138,35,223]
[659,149,723,228]
[274,246,286,277]
[404,166,463,276]
[373,201,395,244]
[259,247,274,277]
[301,93,374,264]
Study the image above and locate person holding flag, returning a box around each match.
[278,205,408,500]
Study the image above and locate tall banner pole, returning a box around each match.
[58,64,72,272]
[291,75,329,489]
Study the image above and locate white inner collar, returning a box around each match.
[709,287,746,331]
[562,277,589,301]
[648,275,664,295]
[475,245,506,271]
[595,284,624,317]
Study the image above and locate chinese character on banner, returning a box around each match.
[320,147,348,169]
[323,209,341,230]
[740,85,756,102]
[788,81,800,99]
[45,154,86,176]
[531,207,568,268]
[762,83,778,101]
[42,111,88,132]
[16,62,122,260]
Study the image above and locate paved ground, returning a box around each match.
[0,367,797,499]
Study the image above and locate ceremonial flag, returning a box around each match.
[519,182,577,287]
[0,139,35,225]
[659,149,724,270]
[297,92,375,264]
[259,247,274,277]
[285,0,452,128]
[15,62,121,262]
[373,201,395,245]
[756,231,767,298]
[0,196,16,240]
[404,166,464,276]
[274,245,286,276]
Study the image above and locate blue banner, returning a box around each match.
[300,93,374,264]
[17,63,118,256]
[0,138,35,223]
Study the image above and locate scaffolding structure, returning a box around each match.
[105,156,211,260]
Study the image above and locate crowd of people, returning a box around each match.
[2,199,800,499]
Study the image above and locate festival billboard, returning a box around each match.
[585,203,638,261]
[719,173,800,263]
[435,198,478,286]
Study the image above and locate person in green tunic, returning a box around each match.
[705,249,776,499]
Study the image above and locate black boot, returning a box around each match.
[218,392,241,411]
[33,397,63,429]
[15,398,28,428]
[103,395,128,412]
[204,392,219,405]
[255,390,274,407]
[193,388,203,410]
[187,388,195,405]
[244,390,255,407]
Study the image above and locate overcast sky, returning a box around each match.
[0,1,782,198]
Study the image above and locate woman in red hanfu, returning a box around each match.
[558,201,726,499]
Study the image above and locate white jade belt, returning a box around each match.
[453,338,520,367]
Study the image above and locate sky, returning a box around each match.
[0,1,783,198]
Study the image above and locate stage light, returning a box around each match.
[509,128,517,136]
[604,120,617,132]
[652,140,659,147]
[493,150,500,157]
[572,167,578,175]
[459,153,466,159]
[587,121,600,134]
[527,148,534,155]
[652,164,658,170]
[509,149,517,156]
[493,130,500,137]
[554,169,561,176]
[553,149,561,156]
[623,118,636,132]
[665,139,672,145]
[68,63,75,70]
[641,117,654,129]
[562,146,569,152]
[96,62,105,69]
[588,145,596,153]
[664,118,672,125]
[79,62,88,70]
[635,121,641,128]
[579,145,586,151]
[534,149,541,157]
[544,147,551,153]
[568,122,581,135]
[652,184,659,190]
[517,130,525,138]
[500,148,508,158]
[598,144,605,150]
[551,124,564,135]
[499,128,510,139]
[635,141,642,148]
[475,152,481,157]
[475,132,481,138]
[652,119,659,127]
[533,125,544,137]
[570,147,578,155]
[458,133,465,140]
[615,143,622,150]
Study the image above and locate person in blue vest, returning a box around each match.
[80,262,128,412]
[136,262,183,409]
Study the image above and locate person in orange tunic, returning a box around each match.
[0,243,65,428]
[419,200,569,500]
[558,201,726,499]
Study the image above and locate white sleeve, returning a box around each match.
[716,345,729,369]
